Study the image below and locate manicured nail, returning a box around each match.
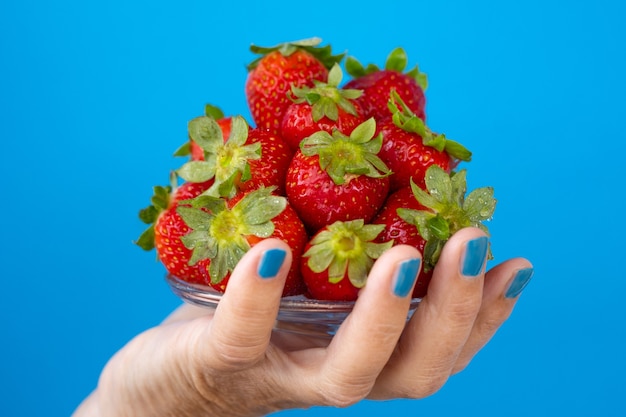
[257,248,286,279]
[461,236,489,278]
[392,258,421,297]
[505,267,534,298]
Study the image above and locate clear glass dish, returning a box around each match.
[166,274,421,339]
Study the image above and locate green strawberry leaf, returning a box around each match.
[135,226,155,251]
[248,38,345,71]
[397,166,497,271]
[289,64,362,123]
[346,47,428,90]
[388,90,472,161]
[301,119,390,185]
[173,142,191,157]
[178,115,261,198]
[304,220,393,288]
[385,47,408,72]
[176,187,287,284]
[463,186,497,222]
[204,103,225,120]
[135,180,176,251]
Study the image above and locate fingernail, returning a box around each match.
[392,258,421,298]
[505,267,534,298]
[257,248,286,279]
[461,236,489,278]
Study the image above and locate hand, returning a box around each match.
[74,227,533,417]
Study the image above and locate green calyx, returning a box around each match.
[176,115,261,198]
[176,187,287,284]
[304,219,393,287]
[135,172,177,251]
[289,64,362,122]
[248,37,345,71]
[397,166,497,272]
[300,117,391,185]
[173,104,225,157]
[345,47,428,90]
[387,90,472,162]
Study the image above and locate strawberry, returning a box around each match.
[245,38,344,134]
[176,187,308,296]
[301,219,393,301]
[345,47,428,121]
[176,115,293,198]
[372,165,497,298]
[279,63,365,151]
[135,175,213,284]
[173,104,232,161]
[378,91,472,191]
[285,118,391,233]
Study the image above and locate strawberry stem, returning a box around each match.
[304,219,393,287]
[387,90,472,162]
[397,166,496,271]
[289,64,362,122]
[177,187,287,283]
[300,118,391,185]
[177,115,261,198]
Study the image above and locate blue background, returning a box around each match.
[1,0,624,416]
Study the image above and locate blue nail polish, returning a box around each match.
[505,267,534,298]
[257,248,286,279]
[461,237,489,277]
[393,258,421,297]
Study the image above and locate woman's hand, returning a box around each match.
[74,227,533,417]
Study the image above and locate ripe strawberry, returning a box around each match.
[301,219,393,301]
[173,104,232,160]
[371,186,432,297]
[345,47,428,120]
[245,38,344,134]
[135,176,213,284]
[279,64,365,151]
[378,91,472,191]
[176,187,308,296]
[176,115,293,197]
[285,118,391,233]
[372,165,497,298]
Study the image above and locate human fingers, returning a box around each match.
[370,227,489,399]
[452,258,534,373]
[291,244,422,407]
[202,238,291,370]
[161,304,213,325]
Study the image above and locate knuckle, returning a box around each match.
[444,294,483,325]
[208,337,265,370]
[317,374,372,408]
[403,373,450,399]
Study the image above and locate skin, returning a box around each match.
[73,227,532,416]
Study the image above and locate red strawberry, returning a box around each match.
[176,187,308,296]
[245,38,344,134]
[372,166,497,298]
[301,220,393,301]
[280,64,365,151]
[135,176,213,284]
[173,104,232,160]
[378,91,472,191]
[371,186,432,297]
[176,115,293,197]
[345,47,428,120]
[285,118,391,233]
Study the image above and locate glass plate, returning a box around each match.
[166,274,421,339]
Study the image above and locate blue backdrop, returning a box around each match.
[1,0,624,416]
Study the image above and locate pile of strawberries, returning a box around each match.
[136,38,496,301]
